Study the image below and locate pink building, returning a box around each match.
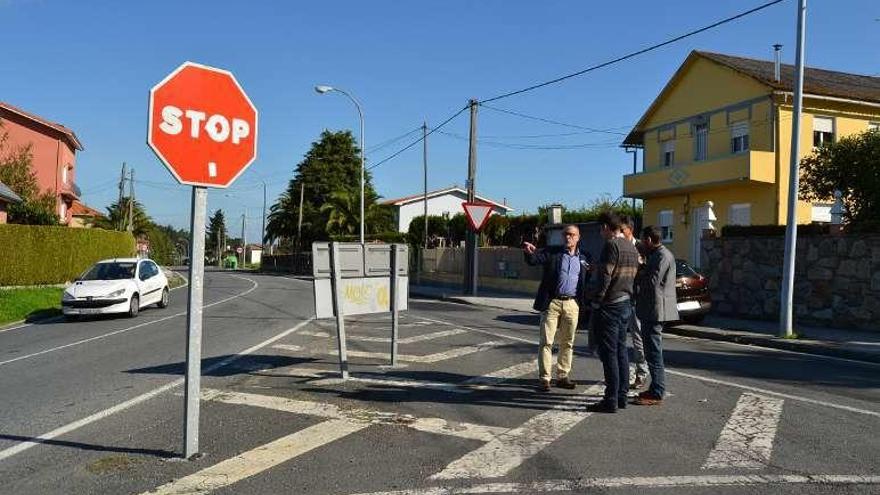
[0,102,83,224]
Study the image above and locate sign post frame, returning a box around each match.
[390,244,400,367]
[183,186,207,459]
[329,242,350,380]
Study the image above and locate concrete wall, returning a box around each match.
[418,247,542,295]
[701,234,880,332]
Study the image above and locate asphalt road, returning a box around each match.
[1,271,878,495]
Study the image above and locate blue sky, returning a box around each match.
[1,0,877,241]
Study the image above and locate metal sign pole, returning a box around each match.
[329,242,349,380]
[183,186,207,459]
[390,244,400,367]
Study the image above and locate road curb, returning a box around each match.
[665,324,880,364]
[410,288,536,314]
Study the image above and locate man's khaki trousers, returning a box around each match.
[538,298,579,382]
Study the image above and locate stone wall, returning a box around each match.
[700,234,880,331]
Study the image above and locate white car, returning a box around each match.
[62,258,170,319]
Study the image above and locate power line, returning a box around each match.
[437,130,621,150]
[480,0,786,103]
[481,104,628,135]
[366,126,422,155]
[367,105,469,171]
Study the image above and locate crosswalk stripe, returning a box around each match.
[144,419,366,495]
[314,341,506,364]
[202,388,505,442]
[300,328,467,344]
[430,384,603,480]
[461,360,538,390]
[702,393,784,470]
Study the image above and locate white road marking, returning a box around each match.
[315,341,506,364]
[203,389,505,442]
[0,317,314,463]
[310,375,470,393]
[348,474,880,494]
[410,317,880,419]
[431,384,603,480]
[300,328,467,344]
[272,343,303,352]
[461,360,537,390]
[0,275,260,367]
[667,369,880,419]
[703,393,784,469]
[144,418,366,495]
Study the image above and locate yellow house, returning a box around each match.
[623,50,880,265]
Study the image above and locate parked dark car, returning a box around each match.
[675,259,711,324]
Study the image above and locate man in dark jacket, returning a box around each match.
[634,226,679,406]
[523,224,592,392]
[586,211,640,413]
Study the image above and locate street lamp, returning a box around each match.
[315,84,365,244]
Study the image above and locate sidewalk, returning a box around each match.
[410,283,880,364]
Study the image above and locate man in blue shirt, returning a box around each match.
[524,225,592,392]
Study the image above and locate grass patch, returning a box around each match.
[0,286,64,326]
[85,455,138,474]
[163,268,188,289]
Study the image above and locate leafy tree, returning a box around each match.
[146,224,173,265]
[407,215,449,246]
[266,130,388,249]
[92,198,152,237]
[0,124,58,225]
[800,129,880,225]
[206,209,228,260]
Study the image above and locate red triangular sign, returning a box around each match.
[462,202,494,232]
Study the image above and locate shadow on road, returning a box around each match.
[125,354,320,377]
[0,434,174,458]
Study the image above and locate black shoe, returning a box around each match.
[555,377,577,390]
[586,401,618,414]
[618,399,628,410]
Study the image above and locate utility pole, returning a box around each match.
[626,148,637,212]
[118,163,127,231]
[128,169,135,233]
[464,99,479,296]
[261,182,267,255]
[216,228,221,268]
[423,121,429,250]
[296,182,305,254]
[240,211,246,268]
[780,0,807,338]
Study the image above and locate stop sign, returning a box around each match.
[148,62,258,188]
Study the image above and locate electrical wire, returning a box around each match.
[436,130,621,150]
[480,104,628,135]
[366,126,423,155]
[367,105,469,171]
[480,0,786,103]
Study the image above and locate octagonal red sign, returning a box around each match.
[147,62,258,188]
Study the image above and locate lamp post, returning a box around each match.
[315,85,365,245]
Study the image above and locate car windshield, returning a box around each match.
[676,260,700,278]
[80,262,136,281]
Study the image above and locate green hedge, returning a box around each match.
[0,224,135,286]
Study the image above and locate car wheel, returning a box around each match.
[128,294,140,318]
[682,314,705,325]
[157,287,170,308]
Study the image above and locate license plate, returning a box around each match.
[677,301,701,311]
[78,308,102,315]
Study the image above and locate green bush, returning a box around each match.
[0,224,135,285]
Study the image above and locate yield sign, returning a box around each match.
[462,202,494,232]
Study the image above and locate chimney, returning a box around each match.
[773,44,783,82]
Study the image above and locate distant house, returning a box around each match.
[381,185,514,233]
[0,101,92,224]
[0,180,22,224]
[245,244,263,265]
[69,200,104,228]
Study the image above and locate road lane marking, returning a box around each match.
[666,369,880,419]
[288,341,507,364]
[144,418,366,495]
[347,474,880,494]
[309,375,470,393]
[406,318,880,419]
[300,328,467,344]
[702,393,784,470]
[203,389,505,442]
[461,360,538,390]
[0,275,260,368]
[430,384,603,480]
[0,317,314,463]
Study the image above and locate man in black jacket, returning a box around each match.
[523,225,592,392]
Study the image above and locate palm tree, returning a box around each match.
[320,190,358,236]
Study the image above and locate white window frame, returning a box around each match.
[813,116,834,148]
[730,121,749,154]
[59,201,67,222]
[869,122,880,132]
[658,209,674,243]
[694,122,709,161]
[728,203,751,226]
[661,140,675,168]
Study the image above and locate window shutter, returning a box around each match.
[813,116,833,133]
